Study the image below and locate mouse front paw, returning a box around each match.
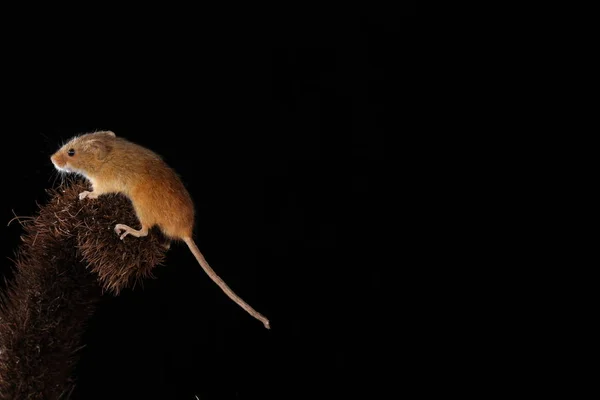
[79,191,98,200]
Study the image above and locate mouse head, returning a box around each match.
[51,131,116,177]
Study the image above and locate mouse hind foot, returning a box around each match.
[114,223,149,240]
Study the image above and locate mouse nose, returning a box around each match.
[51,154,63,168]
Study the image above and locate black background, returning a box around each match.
[1,7,413,399]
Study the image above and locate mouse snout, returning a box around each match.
[51,153,66,169]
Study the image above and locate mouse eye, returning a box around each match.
[68,149,75,157]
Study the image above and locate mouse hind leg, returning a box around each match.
[114,223,149,240]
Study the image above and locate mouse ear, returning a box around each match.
[96,130,116,138]
[88,139,112,160]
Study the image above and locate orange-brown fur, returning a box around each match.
[51,131,194,239]
[51,130,270,329]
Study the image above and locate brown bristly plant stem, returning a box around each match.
[0,177,167,398]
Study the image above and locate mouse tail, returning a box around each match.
[183,237,270,329]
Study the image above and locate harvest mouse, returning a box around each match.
[50,130,270,329]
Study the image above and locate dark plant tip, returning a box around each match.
[0,176,167,397]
